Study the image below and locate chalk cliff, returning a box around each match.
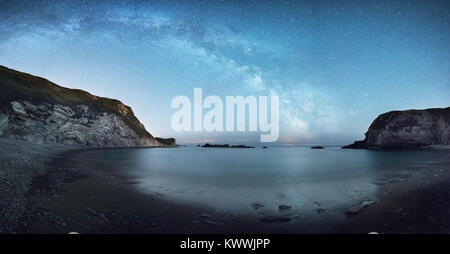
[343,107,450,149]
[0,65,175,147]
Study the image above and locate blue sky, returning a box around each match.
[1,0,449,144]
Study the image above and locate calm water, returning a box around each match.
[79,146,449,218]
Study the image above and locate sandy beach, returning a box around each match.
[1,138,449,234]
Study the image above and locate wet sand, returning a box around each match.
[1,139,449,234]
[340,159,450,234]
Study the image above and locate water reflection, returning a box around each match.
[77,146,448,216]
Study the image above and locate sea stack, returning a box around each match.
[343,107,450,149]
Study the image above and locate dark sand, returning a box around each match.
[1,139,450,234]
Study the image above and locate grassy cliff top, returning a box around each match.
[0,65,153,138]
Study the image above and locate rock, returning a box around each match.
[278,205,292,211]
[231,145,255,148]
[0,65,175,147]
[11,101,27,116]
[342,140,367,149]
[155,137,177,147]
[202,143,255,148]
[252,203,265,210]
[346,201,377,216]
[262,146,268,149]
[310,146,325,149]
[202,143,230,148]
[259,214,300,223]
[343,107,450,149]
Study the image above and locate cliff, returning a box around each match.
[0,65,175,147]
[343,107,450,149]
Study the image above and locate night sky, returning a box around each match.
[1,0,449,144]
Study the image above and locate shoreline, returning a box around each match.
[331,148,450,233]
[344,154,450,234]
[1,139,450,233]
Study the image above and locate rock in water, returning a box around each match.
[343,107,450,149]
[202,143,255,148]
[155,137,177,147]
[202,143,230,148]
[0,65,174,147]
[231,144,255,148]
[310,146,324,149]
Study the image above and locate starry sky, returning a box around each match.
[1,0,449,144]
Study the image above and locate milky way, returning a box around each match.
[1,0,449,144]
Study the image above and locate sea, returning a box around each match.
[76,145,449,220]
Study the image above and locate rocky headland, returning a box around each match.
[343,107,450,149]
[0,65,175,147]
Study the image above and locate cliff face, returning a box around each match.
[0,65,175,147]
[343,107,450,149]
